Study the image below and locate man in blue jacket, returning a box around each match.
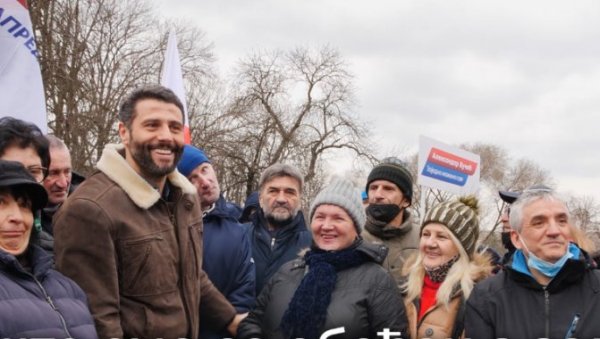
[178,145,255,339]
[245,163,312,295]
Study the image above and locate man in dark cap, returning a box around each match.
[361,157,419,284]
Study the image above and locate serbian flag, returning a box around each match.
[0,0,47,132]
[161,30,191,144]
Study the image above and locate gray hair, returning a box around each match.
[258,163,304,193]
[509,187,569,232]
[45,134,68,151]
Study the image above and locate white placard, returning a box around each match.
[418,135,480,195]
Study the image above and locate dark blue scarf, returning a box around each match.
[280,242,369,339]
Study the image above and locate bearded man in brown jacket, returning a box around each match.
[53,85,244,339]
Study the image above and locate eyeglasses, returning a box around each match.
[26,165,48,183]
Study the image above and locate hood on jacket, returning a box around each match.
[240,191,260,223]
[96,144,196,209]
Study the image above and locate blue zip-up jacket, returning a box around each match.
[200,196,255,339]
[0,245,97,339]
[244,209,312,295]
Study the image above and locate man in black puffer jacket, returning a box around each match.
[466,186,600,338]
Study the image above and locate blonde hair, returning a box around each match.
[402,227,491,309]
[570,224,597,253]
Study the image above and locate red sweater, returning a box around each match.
[419,274,442,321]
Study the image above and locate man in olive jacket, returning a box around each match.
[361,157,419,284]
[53,86,241,339]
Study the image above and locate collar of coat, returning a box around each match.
[294,238,389,269]
[506,243,598,293]
[97,143,196,209]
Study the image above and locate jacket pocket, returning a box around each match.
[119,229,179,297]
[187,222,203,279]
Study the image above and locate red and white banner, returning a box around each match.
[161,30,190,144]
[418,135,480,195]
[0,0,47,132]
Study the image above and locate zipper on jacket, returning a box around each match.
[543,287,550,338]
[271,236,276,249]
[31,274,74,338]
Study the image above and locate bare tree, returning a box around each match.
[568,195,600,233]
[198,46,374,203]
[29,0,215,174]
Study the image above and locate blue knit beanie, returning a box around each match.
[177,145,210,177]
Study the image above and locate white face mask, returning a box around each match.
[518,235,572,278]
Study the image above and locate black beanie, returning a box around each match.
[366,158,413,203]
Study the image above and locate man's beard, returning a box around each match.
[266,214,294,228]
[265,204,299,227]
[130,140,183,179]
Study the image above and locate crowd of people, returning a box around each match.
[1,84,599,339]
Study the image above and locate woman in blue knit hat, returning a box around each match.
[238,178,408,339]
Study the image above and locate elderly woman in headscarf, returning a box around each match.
[402,196,491,339]
[238,178,408,339]
[0,160,97,338]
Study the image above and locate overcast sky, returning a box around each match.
[154,0,600,201]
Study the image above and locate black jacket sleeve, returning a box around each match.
[368,271,410,339]
[464,284,495,338]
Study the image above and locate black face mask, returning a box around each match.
[501,232,516,253]
[366,204,401,223]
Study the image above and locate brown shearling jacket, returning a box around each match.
[53,144,236,339]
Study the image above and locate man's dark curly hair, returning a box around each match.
[119,85,185,128]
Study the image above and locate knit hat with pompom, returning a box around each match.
[421,196,480,256]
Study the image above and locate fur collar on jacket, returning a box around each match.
[97,143,196,209]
